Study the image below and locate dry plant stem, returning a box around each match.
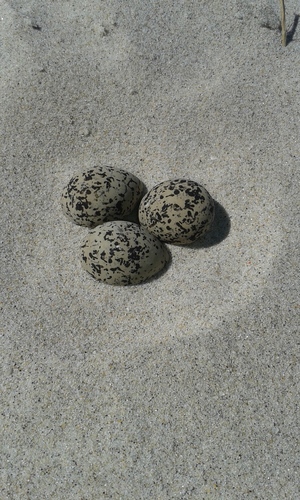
[280,0,287,46]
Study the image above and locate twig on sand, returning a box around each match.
[279,0,287,46]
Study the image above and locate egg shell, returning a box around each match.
[61,166,144,227]
[138,179,215,245]
[81,221,170,285]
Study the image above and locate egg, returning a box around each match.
[61,166,144,227]
[138,179,215,245]
[81,221,170,285]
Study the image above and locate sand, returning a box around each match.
[1,0,299,497]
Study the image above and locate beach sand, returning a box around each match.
[1,0,299,497]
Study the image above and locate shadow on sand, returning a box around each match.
[189,200,231,249]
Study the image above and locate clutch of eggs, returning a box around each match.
[138,179,215,245]
[61,167,215,285]
[61,165,144,228]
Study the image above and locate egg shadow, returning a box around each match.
[189,200,230,249]
[122,204,140,224]
[122,184,148,224]
[139,245,173,286]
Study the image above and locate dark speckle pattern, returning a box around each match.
[81,221,170,285]
[61,166,144,227]
[138,179,215,245]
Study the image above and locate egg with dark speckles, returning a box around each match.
[138,179,215,245]
[81,221,170,285]
[61,166,144,227]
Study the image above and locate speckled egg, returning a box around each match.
[61,166,144,227]
[138,179,215,245]
[81,221,170,285]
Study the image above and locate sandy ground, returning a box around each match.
[1,0,299,498]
